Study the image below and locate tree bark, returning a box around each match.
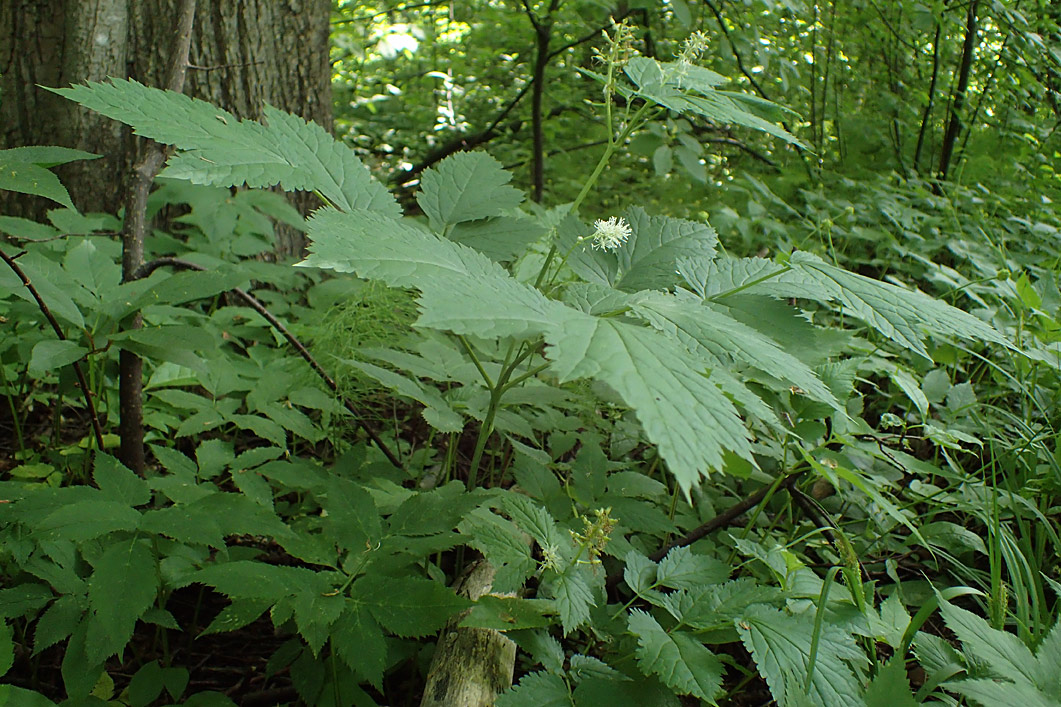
[1,0,331,256]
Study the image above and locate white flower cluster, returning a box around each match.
[591,216,631,251]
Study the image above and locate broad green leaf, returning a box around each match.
[354,575,470,637]
[302,207,575,341]
[0,251,85,328]
[949,680,1057,707]
[938,600,1042,688]
[53,80,398,218]
[624,57,803,147]
[659,579,781,629]
[347,360,463,433]
[317,476,381,554]
[93,454,150,507]
[546,316,752,493]
[331,603,387,688]
[656,546,729,590]
[630,290,838,408]
[417,151,524,231]
[85,538,159,663]
[497,671,573,707]
[458,507,537,593]
[0,155,74,208]
[570,208,717,293]
[448,215,546,262]
[624,551,658,595]
[200,599,270,637]
[35,499,141,542]
[0,685,57,707]
[110,325,213,369]
[0,584,52,619]
[863,657,918,707]
[461,595,554,630]
[0,146,99,166]
[191,561,331,602]
[387,482,482,536]
[33,595,83,654]
[500,493,568,553]
[60,622,104,699]
[573,676,682,706]
[290,590,346,656]
[789,251,1010,359]
[628,609,725,702]
[28,339,88,374]
[548,566,596,636]
[737,605,866,707]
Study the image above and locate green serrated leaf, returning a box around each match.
[348,360,464,433]
[863,657,918,707]
[549,566,596,636]
[35,498,141,542]
[200,599,270,637]
[628,609,724,702]
[85,538,159,664]
[458,507,537,593]
[53,80,398,218]
[623,551,658,595]
[656,546,729,590]
[789,251,1010,359]
[331,602,387,688]
[630,290,838,409]
[939,600,1042,688]
[355,575,469,637]
[291,591,346,656]
[737,605,866,707]
[546,316,752,493]
[93,454,151,507]
[192,562,331,602]
[33,595,83,655]
[447,215,545,262]
[497,671,572,707]
[417,151,524,231]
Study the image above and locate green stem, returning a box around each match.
[457,335,495,388]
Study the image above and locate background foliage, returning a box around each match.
[1,1,1060,706]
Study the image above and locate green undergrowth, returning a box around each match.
[1,34,1059,707]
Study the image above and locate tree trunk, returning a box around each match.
[936,0,979,185]
[1,0,331,256]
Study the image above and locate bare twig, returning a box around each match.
[604,473,800,596]
[0,248,105,451]
[135,257,403,469]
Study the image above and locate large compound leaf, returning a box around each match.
[789,252,1010,359]
[301,208,574,341]
[417,151,524,231]
[567,208,716,293]
[53,79,398,218]
[624,57,804,147]
[546,316,752,493]
[630,290,838,408]
[737,605,866,707]
[85,538,159,664]
[682,253,1010,359]
[628,609,724,702]
[303,209,754,490]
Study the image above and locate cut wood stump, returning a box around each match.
[420,560,517,707]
